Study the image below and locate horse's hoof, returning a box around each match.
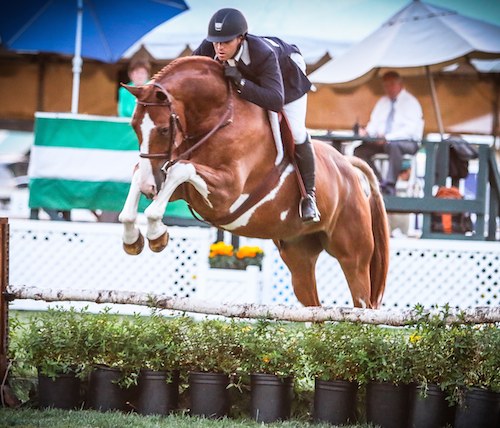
[148,232,169,253]
[123,233,144,255]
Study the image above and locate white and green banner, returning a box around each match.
[28,113,191,218]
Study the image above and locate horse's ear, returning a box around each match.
[121,83,143,98]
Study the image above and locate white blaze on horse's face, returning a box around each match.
[138,113,158,198]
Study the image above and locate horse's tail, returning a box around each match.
[347,156,390,309]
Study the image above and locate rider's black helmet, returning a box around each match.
[206,8,248,43]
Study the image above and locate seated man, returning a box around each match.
[355,71,424,195]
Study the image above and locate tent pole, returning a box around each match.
[426,66,444,139]
[71,0,83,114]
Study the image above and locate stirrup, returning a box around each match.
[299,195,320,224]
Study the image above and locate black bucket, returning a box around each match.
[38,371,81,410]
[136,369,179,415]
[250,373,293,423]
[366,381,410,428]
[409,383,450,428]
[188,371,230,419]
[455,387,500,428]
[86,365,130,412]
[313,378,357,425]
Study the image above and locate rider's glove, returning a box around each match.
[224,63,245,89]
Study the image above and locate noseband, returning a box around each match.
[137,81,234,173]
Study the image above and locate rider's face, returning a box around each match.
[212,37,242,62]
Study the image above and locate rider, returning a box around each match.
[193,8,320,223]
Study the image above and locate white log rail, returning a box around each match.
[7,285,500,326]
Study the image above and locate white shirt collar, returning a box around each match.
[235,39,250,65]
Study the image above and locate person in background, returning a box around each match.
[388,158,415,237]
[354,71,424,195]
[118,60,151,117]
[192,8,319,223]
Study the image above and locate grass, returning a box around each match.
[0,408,374,428]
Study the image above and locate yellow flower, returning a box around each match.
[409,332,422,343]
[209,241,234,257]
[235,246,264,259]
[262,355,271,363]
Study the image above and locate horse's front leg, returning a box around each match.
[144,162,211,252]
[118,167,145,255]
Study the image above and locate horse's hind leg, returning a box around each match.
[275,236,323,307]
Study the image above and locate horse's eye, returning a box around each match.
[158,126,169,136]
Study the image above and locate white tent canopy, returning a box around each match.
[309,0,500,86]
[308,0,500,136]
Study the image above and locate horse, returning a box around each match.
[118,56,390,309]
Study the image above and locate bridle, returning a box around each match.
[137,81,234,174]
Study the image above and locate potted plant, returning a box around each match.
[302,322,366,425]
[240,320,301,423]
[84,309,138,412]
[184,318,243,418]
[407,309,456,428]
[17,307,89,410]
[453,323,500,428]
[125,313,192,415]
[360,325,412,428]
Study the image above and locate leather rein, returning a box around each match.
[137,81,234,174]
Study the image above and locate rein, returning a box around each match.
[138,82,234,175]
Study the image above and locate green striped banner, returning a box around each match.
[29,113,193,218]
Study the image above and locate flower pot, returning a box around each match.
[188,371,230,418]
[250,373,293,423]
[136,369,179,415]
[38,370,81,410]
[86,365,131,412]
[313,378,357,425]
[408,383,450,428]
[366,381,410,428]
[454,387,500,428]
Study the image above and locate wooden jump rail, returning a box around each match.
[7,285,500,326]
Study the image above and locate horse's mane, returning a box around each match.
[151,56,222,82]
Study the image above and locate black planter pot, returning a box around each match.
[38,370,81,410]
[408,383,450,428]
[250,373,293,423]
[86,365,132,412]
[313,378,357,425]
[188,371,230,418]
[366,381,410,428]
[455,387,500,428]
[136,369,179,415]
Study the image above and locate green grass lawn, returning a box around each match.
[0,408,373,427]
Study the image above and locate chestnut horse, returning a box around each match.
[119,56,390,309]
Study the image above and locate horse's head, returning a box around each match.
[125,57,229,199]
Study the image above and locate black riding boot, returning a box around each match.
[294,138,320,223]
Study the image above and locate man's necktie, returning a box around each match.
[385,99,396,135]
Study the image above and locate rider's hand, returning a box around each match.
[224,63,244,89]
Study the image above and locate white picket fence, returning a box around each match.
[7,219,500,315]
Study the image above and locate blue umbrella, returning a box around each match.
[0,0,189,113]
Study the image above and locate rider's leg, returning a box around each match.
[283,92,320,223]
[294,137,320,223]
